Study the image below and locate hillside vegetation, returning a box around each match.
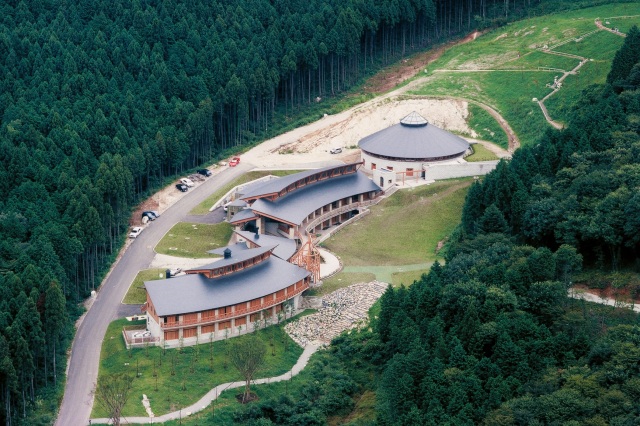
[411,3,640,145]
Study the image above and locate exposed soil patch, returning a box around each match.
[573,284,640,305]
[364,30,485,94]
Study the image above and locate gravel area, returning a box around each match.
[285,281,388,347]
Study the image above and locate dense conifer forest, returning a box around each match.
[0,0,635,424]
[232,26,640,426]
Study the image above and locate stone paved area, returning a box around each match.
[286,281,388,346]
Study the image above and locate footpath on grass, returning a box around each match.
[91,343,321,424]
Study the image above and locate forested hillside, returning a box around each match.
[374,25,640,426]
[460,25,640,270]
[0,0,634,424]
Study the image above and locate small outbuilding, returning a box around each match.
[358,111,471,177]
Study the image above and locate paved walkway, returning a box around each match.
[344,262,432,284]
[318,247,342,278]
[569,289,640,312]
[91,343,321,424]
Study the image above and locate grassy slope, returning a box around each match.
[467,103,510,148]
[154,222,232,258]
[92,318,303,418]
[466,143,499,162]
[411,3,640,146]
[322,179,471,266]
[123,269,166,304]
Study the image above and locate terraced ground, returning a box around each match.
[410,4,640,145]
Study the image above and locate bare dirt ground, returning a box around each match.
[365,30,484,94]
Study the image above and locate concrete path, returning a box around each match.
[569,289,640,312]
[344,262,433,284]
[318,247,342,278]
[90,343,321,424]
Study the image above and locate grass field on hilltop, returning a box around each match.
[155,222,232,258]
[411,2,640,146]
[92,318,303,419]
[190,170,302,215]
[321,179,471,267]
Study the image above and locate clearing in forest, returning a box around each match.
[409,3,640,146]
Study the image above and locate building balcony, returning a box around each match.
[159,281,309,330]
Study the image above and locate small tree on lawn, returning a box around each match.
[229,336,266,403]
[92,373,133,426]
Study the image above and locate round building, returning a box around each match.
[358,111,471,177]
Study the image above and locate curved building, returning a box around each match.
[359,111,471,175]
[143,244,310,347]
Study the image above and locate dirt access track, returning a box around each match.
[242,29,516,169]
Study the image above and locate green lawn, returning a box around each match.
[123,269,166,304]
[190,170,303,215]
[499,50,580,71]
[544,59,613,125]
[466,103,509,148]
[322,179,471,266]
[601,16,640,35]
[466,144,499,162]
[92,318,303,418]
[553,29,626,60]
[306,272,377,297]
[155,222,232,258]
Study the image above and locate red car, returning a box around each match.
[229,157,240,167]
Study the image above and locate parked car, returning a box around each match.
[142,211,160,221]
[176,183,188,192]
[330,147,342,154]
[129,227,143,238]
[197,168,212,177]
[132,330,151,338]
[229,157,240,167]
[180,177,195,187]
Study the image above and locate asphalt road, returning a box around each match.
[55,162,253,426]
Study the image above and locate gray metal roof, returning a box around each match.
[190,245,275,272]
[229,209,258,224]
[358,111,470,159]
[228,199,248,207]
[235,230,298,260]
[240,164,357,199]
[145,256,310,316]
[208,242,248,255]
[249,171,380,225]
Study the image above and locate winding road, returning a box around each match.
[55,162,254,426]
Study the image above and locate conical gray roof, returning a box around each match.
[358,112,469,160]
[400,111,428,127]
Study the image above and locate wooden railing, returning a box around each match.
[159,282,308,330]
[304,199,378,233]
